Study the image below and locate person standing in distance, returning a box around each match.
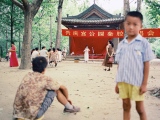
[83,46,90,63]
[39,46,48,61]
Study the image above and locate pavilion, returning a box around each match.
[61,3,124,59]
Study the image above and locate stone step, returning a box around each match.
[65,58,104,62]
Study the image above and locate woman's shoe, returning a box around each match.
[104,68,106,71]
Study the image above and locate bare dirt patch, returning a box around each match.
[0,59,160,120]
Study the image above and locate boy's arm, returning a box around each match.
[115,65,119,94]
[140,61,149,95]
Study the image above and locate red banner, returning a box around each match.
[62,29,124,38]
[62,28,160,38]
[139,29,160,37]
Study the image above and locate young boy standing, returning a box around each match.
[13,56,80,120]
[115,11,155,120]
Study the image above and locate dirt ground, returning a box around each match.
[0,59,160,120]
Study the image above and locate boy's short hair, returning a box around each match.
[32,56,48,73]
[125,11,143,22]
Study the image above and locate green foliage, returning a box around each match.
[143,0,160,58]
[0,0,90,56]
[31,0,90,50]
[151,39,160,58]
[144,0,160,26]
[0,0,24,57]
[155,47,160,58]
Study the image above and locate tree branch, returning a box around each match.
[31,0,43,17]
[21,0,29,9]
[58,0,64,9]
[11,0,24,10]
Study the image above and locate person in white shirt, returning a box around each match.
[31,47,39,61]
[62,47,67,60]
[57,48,62,62]
[83,46,90,63]
[39,46,48,60]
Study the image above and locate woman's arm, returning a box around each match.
[111,48,114,57]
[107,46,110,57]
[9,49,16,52]
[10,46,16,52]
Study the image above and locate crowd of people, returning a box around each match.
[31,46,67,67]
[5,43,68,68]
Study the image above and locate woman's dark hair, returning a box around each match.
[35,47,39,51]
[31,49,35,54]
[52,48,55,52]
[11,41,14,45]
[42,46,45,49]
[57,48,61,51]
[48,49,51,52]
[32,56,48,73]
[109,41,114,48]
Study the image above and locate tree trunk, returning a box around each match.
[18,30,21,57]
[124,0,130,17]
[50,16,53,49]
[39,33,42,49]
[55,0,63,49]
[11,2,14,44]
[11,0,43,69]
[137,0,142,12]
[19,9,33,69]
[6,29,8,53]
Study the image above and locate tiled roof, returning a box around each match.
[62,17,124,25]
[64,4,116,19]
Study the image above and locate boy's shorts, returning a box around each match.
[118,82,144,101]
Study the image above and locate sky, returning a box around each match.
[78,0,138,15]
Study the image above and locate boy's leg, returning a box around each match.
[122,98,131,120]
[56,90,68,105]
[36,90,56,119]
[135,101,147,120]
